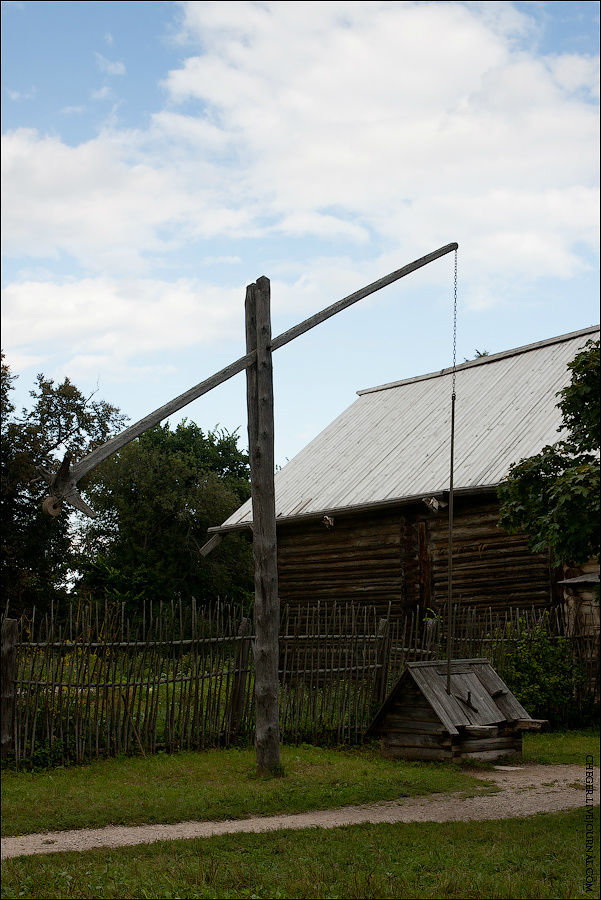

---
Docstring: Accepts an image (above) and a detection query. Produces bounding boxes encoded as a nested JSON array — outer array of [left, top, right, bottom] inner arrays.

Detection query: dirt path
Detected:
[[2, 764, 598, 860]]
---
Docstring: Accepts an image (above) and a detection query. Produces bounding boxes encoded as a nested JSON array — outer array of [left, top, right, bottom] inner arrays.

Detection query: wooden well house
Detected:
[[212, 326, 600, 621], [365, 659, 546, 761]]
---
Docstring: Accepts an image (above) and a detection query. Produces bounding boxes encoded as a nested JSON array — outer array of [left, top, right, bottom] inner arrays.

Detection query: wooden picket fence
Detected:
[[1, 598, 598, 768]]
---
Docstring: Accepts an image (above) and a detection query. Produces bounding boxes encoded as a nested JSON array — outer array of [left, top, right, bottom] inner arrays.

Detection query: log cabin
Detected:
[[211, 325, 600, 620]]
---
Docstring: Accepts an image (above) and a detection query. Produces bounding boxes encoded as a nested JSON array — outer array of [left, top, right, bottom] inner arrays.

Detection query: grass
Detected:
[[523, 728, 599, 766], [2, 731, 598, 899], [2, 730, 598, 840], [1, 807, 598, 899], [1, 743, 492, 838]]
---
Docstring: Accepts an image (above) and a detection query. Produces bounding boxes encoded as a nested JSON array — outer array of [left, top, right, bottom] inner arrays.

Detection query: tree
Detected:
[[1, 354, 126, 616], [75, 421, 254, 612], [498, 339, 600, 567]]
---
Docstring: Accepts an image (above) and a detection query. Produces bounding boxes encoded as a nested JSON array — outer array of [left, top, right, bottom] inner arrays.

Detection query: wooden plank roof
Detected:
[[366, 659, 532, 736], [217, 326, 599, 530]]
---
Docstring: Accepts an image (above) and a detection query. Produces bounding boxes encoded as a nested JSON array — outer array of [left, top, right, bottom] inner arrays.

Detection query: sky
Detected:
[[2, 0, 599, 468]]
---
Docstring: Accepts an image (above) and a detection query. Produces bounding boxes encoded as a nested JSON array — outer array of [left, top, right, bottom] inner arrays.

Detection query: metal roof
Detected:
[[557, 573, 600, 585], [219, 325, 599, 530]]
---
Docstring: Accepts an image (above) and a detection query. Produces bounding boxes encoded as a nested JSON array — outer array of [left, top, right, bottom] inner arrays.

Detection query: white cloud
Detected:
[[1, 276, 246, 377], [1, 128, 240, 272], [201, 255, 242, 265], [1, 0, 598, 334], [5, 86, 36, 101], [95, 52, 126, 76], [91, 85, 111, 101], [548, 53, 600, 99], [161, 0, 598, 282], [61, 105, 86, 116]]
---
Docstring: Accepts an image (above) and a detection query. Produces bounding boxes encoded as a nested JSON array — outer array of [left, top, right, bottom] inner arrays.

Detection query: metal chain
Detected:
[[446, 246, 458, 693]]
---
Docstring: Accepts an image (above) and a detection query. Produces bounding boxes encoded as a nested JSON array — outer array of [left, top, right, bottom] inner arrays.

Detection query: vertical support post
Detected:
[[1, 618, 18, 759], [246, 276, 281, 773], [228, 616, 252, 740], [373, 617, 390, 706]]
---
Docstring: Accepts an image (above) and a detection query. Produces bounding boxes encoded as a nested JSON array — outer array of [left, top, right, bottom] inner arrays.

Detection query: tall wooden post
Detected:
[[1, 618, 18, 759], [246, 276, 281, 773]]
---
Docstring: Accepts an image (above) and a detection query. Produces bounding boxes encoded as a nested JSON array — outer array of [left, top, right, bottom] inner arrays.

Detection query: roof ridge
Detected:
[[357, 324, 600, 396]]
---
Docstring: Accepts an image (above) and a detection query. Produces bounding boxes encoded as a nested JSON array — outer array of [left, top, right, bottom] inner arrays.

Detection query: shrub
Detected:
[[500, 613, 589, 728]]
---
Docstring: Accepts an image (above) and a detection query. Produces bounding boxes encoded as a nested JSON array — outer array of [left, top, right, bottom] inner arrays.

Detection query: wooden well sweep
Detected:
[[365, 659, 546, 762]]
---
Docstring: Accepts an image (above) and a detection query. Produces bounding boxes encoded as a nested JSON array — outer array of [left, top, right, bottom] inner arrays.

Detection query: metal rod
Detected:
[[446, 247, 458, 694], [446, 390, 456, 694]]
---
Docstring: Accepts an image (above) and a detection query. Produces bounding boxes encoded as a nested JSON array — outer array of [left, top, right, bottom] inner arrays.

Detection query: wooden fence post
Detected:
[[1, 618, 18, 759], [373, 617, 390, 706], [246, 276, 281, 774], [228, 617, 252, 740]]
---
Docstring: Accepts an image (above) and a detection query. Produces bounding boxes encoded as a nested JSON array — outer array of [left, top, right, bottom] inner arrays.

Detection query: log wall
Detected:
[[427, 497, 553, 612], [277, 512, 408, 619], [277, 494, 554, 617]]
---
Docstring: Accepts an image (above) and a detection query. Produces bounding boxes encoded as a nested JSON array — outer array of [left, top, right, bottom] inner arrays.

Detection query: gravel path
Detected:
[[2, 764, 598, 860]]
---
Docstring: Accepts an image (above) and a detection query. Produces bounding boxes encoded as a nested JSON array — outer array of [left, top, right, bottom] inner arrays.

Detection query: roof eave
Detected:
[[209, 483, 499, 535]]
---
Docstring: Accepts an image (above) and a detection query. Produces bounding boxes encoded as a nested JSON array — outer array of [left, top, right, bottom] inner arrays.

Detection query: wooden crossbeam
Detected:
[[40, 243, 458, 516]]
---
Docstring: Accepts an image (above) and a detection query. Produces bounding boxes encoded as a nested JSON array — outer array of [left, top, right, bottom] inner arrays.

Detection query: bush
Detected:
[[500, 613, 590, 728]]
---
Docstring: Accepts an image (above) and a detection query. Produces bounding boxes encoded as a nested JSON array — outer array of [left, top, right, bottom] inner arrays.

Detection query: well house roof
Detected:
[[365, 659, 532, 736]]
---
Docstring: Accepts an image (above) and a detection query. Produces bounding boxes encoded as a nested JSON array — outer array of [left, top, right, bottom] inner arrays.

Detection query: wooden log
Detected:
[[382, 745, 453, 761], [271, 243, 457, 353], [246, 277, 281, 774], [509, 718, 547, 731], [460, 725, 499, 738], [456, 748, 519, 761], [55, 244, 456, 500], [458, 736, 520, 752], [383, 733, 452, 749], [382, 718, 447, 735], [199, 533, 222, 557], [1, 619, 18, 759], [228, 617, 252, 738]]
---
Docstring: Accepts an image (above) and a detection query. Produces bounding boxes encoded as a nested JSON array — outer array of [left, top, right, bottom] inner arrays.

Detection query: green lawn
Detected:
[[1, 743, 492, 838], [1, 807, 598, 899], [523, 728, 600, 765], [2, 730, 598, 840], [2, 731, 598, 899]]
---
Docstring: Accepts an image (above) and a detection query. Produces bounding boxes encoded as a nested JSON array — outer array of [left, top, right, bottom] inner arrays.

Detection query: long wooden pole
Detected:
[[246, 277, 281, 773], [45, 243, 458, 504], [1, 619, 18, 759]]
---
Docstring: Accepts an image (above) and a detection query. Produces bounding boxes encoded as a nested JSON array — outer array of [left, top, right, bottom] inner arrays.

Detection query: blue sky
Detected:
[[2, 0, 599, 467]]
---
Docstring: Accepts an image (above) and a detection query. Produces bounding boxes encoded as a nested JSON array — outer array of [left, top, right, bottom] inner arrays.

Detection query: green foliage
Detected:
[[1, 356, 253, 617], [1, 354, 126, 616], [501, 614, 587, 727], [76, 421, 253, 611], [557, 337, 600, 453], [498, 338, 600, 566]]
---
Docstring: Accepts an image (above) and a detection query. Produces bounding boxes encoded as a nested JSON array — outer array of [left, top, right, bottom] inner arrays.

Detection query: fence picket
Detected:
[[4, 598, 598, 767]]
